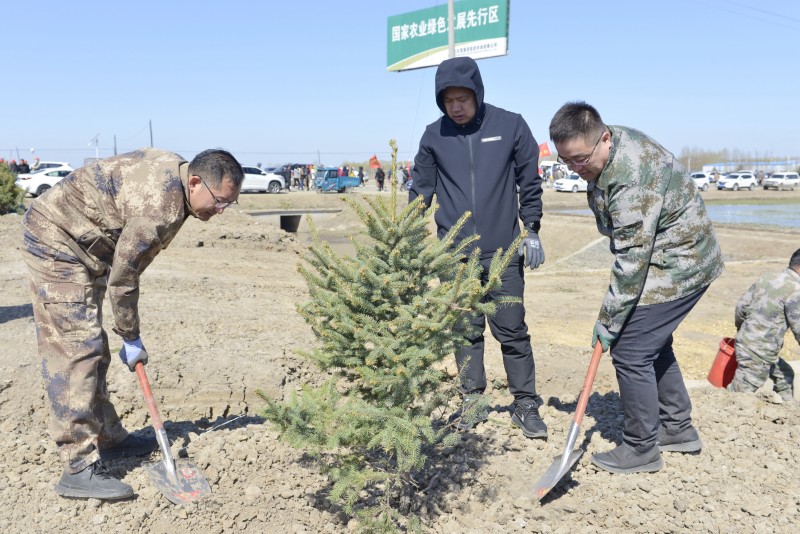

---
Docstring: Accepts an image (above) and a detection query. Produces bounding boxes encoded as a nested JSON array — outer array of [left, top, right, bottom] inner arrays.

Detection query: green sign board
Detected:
[[387, 0, 509, 72]]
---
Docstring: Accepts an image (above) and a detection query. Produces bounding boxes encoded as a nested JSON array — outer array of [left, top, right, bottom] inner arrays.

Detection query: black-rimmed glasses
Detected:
[[557, 131, 604, 168], [197, 175, 237, 210]]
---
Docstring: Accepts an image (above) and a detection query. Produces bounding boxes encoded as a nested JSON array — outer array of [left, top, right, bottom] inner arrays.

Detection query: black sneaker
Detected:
[[511, 401, 548, 439], [657, 425, 703, 453], [591, 443, 664, 474], [100, 433, 158, 461], [449, 394, 489, 431], [54, 460, 134, 500]]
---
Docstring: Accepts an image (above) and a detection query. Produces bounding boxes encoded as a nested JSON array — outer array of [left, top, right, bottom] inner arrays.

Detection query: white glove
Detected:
[[119, 337, 148, 372]]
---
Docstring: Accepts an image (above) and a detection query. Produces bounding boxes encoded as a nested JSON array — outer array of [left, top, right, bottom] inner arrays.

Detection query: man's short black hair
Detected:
[[549, 101, 605, 144], [189, 149, 244, 187], [790, 248, 800, 270]]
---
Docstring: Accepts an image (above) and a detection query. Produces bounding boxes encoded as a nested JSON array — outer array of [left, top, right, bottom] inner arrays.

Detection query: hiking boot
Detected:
[[511, 401, 548, 439], [54, 460, 134, 500], [591, 443, 664, 474], [100, 433, 158, 461], [657, 425, 703, 453], [449, 393, 489, 431]]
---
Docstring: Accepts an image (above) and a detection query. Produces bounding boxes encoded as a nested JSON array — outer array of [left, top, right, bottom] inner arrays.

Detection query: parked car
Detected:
[[313, 167, 362, 193], [553, 172, 588, 193], [762, 172, 800, 191], [717, 172, 757, 191], [15, 165, 74, 196], [690, 172, 710, 191], [240, 166, 285, 193]]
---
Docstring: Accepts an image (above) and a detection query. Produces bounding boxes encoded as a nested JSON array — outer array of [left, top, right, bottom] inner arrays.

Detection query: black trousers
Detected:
[[610, 287, 707, 451], [454, 256, 538, 404]]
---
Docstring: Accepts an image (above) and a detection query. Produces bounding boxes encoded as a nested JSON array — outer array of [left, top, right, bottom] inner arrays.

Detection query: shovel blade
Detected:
[[145, 458, 211, 505], [532, 449, 584, 501]]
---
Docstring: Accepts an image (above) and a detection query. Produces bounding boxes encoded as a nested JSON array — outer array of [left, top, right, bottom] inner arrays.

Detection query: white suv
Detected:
[[763, 172, 799, 191], [240, 166, 285, 193], [717, 172, 757, 191], [690, 172, 710, 191]]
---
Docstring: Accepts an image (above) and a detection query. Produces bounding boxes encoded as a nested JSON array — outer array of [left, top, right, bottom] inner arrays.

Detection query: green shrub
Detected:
[[0, 166, 25, 215]]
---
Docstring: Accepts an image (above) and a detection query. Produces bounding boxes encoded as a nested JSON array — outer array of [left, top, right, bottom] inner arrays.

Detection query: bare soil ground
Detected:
[[1, 185, 798, 533]]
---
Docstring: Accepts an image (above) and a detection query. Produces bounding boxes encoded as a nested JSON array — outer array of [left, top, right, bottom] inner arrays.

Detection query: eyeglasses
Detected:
[[197, 175, 237, 210], [557, 131, 604, 168]]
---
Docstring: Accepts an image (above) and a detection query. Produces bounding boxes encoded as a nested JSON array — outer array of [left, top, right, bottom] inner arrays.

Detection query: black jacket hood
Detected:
[[435, 57, 485, 126]]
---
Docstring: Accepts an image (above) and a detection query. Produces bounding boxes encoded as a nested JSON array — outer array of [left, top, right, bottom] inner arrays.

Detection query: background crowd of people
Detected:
[[0, 157, 40, 175]]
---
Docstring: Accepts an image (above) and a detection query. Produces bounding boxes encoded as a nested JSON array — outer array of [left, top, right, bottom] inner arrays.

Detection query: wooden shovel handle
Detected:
[[573, 341, 604, 427], [135, 362, 165, 433]]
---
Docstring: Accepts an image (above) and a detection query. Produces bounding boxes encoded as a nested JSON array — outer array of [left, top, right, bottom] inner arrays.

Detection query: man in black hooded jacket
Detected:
[[409, 56, 547, 439]]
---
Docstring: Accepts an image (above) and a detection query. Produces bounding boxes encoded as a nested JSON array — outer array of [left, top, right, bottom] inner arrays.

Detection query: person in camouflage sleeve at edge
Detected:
[[728, 248, 800, 402], [549, 102, 724, 475], [21, 147, 244, 500]]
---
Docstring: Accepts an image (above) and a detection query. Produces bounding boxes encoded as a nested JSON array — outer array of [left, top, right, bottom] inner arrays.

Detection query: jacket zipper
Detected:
[[468, 125, 478, 238]]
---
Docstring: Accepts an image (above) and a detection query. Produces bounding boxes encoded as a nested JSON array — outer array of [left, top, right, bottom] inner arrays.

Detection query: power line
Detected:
[[685, 0, 800, 31], [722, 0, 800, 24]]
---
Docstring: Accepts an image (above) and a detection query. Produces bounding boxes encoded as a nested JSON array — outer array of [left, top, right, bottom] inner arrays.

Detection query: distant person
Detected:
[[18, 159, 30, 174], [21, 148, 243, 500], [357, 166, 364, 185], [375, 166, 386, 192], [300, 164, 309, 190], [9, 160, 18, 175], [31, 157, 41, 171], [550, 101, 724, 474], [282, 165, 292, 190], [409, 56, 548, 439], [728, 248, 800, 402], [293, 166, 300, 190]]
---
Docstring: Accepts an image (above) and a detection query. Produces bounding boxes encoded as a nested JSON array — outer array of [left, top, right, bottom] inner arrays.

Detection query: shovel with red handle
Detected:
[[135, 362, 211, 505], [532, 340, 603, 500]]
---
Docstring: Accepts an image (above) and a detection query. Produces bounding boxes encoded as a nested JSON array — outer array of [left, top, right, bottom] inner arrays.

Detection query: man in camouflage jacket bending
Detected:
[[550, 101, 724, 474], [21, 148, 244, 500], [728, 248, 800, 402]]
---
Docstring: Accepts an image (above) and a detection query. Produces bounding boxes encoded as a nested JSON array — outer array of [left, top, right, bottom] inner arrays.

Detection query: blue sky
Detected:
[[2, 0, 798, 169]]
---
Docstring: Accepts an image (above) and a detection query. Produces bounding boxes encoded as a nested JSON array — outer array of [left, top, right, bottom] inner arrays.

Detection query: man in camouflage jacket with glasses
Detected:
[[550, 101, 724, 475], [21, 147, 243, 500]]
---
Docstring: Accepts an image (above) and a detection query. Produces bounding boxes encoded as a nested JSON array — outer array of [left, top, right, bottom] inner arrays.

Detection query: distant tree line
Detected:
[[676, 147, 799, 173]]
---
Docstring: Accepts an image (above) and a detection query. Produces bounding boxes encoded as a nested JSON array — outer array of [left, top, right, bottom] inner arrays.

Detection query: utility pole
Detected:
[[448, 0, 455, 58], [113, 134, 117, 155], [149, 120, 153, 147]]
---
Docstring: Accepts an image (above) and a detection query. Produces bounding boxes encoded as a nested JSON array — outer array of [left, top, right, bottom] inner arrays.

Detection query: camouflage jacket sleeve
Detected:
[[108, 214, 184, 340], [107, 163, 189, 340]]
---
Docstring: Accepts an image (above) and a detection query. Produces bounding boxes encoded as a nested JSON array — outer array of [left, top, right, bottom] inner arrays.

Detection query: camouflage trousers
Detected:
[[728, 345, 795, 400], [22, 213, 127, 474]]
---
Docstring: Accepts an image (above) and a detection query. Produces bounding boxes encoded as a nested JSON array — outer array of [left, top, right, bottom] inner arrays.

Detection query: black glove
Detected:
[[518, 230, 545, 269]]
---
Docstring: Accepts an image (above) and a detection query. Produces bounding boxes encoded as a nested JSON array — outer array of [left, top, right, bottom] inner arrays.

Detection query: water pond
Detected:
[[556, 203, 799, 229]]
